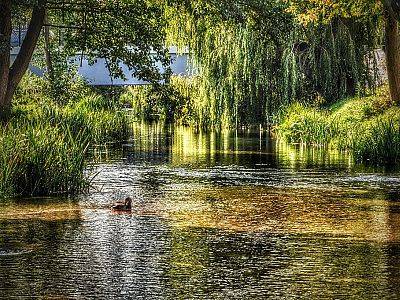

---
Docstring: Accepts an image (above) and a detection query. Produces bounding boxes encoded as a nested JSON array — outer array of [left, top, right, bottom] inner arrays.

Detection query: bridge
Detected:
[[71, 47, 191, 86], [11, 29, 192, 86]]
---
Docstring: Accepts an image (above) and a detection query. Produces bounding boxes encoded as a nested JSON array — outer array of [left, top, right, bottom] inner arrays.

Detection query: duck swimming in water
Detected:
[[112, 197, 133, 211]]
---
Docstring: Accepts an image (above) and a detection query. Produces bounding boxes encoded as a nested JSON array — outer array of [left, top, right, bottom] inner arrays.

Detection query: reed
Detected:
[[276, 103, 333, 145], [277, 86, 400, 165], [0, 120, 89, 197], [353, 117, 400, 164], [0, 74, 130, 198]]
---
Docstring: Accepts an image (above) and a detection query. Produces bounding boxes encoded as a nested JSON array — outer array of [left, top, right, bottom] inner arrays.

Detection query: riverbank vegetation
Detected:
[[1, 0, 400, 198], [124, 1, 380, 129], [277, 86, 400, 164], [0, 1, 168, 119], [118, 1, 399, 166], [0, 74, 129, 198]]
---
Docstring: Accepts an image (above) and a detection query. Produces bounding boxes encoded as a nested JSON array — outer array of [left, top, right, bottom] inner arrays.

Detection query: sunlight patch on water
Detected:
[[159, 186, 400, 243], [0, 201, 82, 221]]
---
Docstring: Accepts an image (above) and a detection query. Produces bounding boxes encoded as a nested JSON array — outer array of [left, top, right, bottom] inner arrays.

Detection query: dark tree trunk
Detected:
[[0, 0, 12, 119], [4, 6, 45, 111], [0, 5, 45, 120], [384, 2, 400, 105]]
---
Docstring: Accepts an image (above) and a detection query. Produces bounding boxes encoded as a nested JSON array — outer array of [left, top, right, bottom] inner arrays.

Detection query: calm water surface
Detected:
[[1, 123, 400, 299]]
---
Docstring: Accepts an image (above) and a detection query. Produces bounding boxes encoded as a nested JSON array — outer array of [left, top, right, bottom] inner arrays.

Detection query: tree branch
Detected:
[[44, 23, 84, 30]]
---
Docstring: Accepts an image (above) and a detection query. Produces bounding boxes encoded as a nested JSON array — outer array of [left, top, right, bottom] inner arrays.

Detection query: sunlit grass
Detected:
[[0, 74, 130, 198], [277, 86, 400, 165]]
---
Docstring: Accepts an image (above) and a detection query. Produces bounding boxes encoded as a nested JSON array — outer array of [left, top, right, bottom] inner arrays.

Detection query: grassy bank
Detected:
[[277, 86, 400, 164], [0, 74, 129, 198]]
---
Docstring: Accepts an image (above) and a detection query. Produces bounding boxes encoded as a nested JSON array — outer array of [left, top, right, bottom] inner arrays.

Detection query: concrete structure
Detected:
[[11, 28, 192, 85], [11, 27, 26, 47], [72, 47, 192, 86], [10, 47, 44, 77]]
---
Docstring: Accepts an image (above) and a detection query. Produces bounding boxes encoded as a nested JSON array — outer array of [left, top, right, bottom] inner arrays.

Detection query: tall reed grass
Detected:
[[353, 118, 400, 164], [277, 87, 400, 165], [0, 74, 130, 198], [0, 121, 89, 197]]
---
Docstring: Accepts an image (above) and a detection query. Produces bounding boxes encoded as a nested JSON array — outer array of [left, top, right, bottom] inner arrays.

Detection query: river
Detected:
[[1, 123, 400, 299]]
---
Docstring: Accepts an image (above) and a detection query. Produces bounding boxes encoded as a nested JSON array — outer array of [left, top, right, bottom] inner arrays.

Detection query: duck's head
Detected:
[[124, 197, 133, 207]]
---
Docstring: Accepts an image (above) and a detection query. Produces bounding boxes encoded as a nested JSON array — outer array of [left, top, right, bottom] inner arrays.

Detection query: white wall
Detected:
[[73, 53, 192, 86]]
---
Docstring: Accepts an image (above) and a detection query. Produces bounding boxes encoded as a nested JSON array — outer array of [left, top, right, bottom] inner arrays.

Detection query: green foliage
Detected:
[[47, 54, 89, 105], [156, 1, 380, 128], [354, 118, 400, 164], [165, 1, 293, 128], [285, 0, 382, 25], [282, 19, 379, 104], [0, 73, 130, 198], [0, 120, 89, 197], [14, 73, 129, 144], [9, 0, 170, 93], [277, 86, 400, 164], [276, 103, 333, 145], [121, 76, 206, 127]]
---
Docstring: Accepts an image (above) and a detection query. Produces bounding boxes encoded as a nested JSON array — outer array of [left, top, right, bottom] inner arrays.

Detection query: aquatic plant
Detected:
[[276, 103, 333, 145], [14, 74, 130, 144], [0, 120, 89, 197], [354, 117, 400, 164]]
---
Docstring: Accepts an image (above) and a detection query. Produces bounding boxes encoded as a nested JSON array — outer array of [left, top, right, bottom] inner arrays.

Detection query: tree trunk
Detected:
[[3, 6, 46, 115], [0, 0, 12, 119], [44, 13, 54, 80], [384, 5, 400, 105]]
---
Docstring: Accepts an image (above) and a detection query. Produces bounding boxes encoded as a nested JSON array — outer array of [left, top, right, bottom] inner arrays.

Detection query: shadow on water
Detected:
[[1, 122, 400, 299]]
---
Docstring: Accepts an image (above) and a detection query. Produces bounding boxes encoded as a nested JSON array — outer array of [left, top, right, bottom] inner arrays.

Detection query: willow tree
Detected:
[[166, 0, 294, 127], [163, 0, 378, 128], [285, 0, 400, 104], [0, 0, 168, 119]]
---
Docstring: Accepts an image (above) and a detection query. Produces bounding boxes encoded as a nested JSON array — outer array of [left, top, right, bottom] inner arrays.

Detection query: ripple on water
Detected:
[[1, 125, 400, 299], [0, 249, 34, 257]]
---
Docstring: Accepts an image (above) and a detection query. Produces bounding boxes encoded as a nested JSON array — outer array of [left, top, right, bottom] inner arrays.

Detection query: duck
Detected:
[[112, 197, 133, 211]]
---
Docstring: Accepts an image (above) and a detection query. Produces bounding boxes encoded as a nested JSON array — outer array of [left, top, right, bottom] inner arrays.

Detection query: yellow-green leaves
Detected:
[[285, 0, 382, 25]]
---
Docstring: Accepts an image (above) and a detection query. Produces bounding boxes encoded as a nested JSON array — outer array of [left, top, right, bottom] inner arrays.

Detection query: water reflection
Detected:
[[161, 185, 400, 243], [1, 122, 400, 298], [164, 228, 399, 299]]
